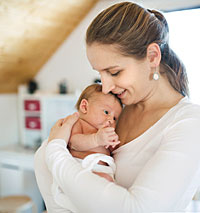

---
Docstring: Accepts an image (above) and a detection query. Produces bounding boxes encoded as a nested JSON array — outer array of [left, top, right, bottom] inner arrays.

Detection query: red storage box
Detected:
[[25, 117, 41, 129], [24, 100, 40, 111]]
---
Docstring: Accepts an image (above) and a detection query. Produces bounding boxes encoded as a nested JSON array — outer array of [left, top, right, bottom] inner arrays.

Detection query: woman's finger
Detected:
[[50, 119, 64, 131], [62, 112, 79, 127], [56, 118, 64, 127], [48, 112, 79, 143]]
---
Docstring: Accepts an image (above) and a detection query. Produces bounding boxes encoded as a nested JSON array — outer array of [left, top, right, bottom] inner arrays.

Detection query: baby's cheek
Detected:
[[111, 122, 116, 128]]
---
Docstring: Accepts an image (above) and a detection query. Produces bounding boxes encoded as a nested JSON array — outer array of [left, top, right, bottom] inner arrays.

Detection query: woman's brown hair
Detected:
[[86, 2, 189, 96]]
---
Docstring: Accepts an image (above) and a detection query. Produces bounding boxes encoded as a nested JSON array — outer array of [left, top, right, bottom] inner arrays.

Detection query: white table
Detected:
[[0, 144, 35, 170], [0, 144, 44, 212]]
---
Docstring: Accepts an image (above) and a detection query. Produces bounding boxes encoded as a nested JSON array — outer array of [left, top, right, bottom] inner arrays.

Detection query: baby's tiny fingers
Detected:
[[104, 127, 115, 132], [109, 134, 119, 142], [112, 141, 120, 148]]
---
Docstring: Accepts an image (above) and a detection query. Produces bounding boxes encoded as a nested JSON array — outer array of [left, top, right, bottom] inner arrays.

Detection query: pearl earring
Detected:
[[153, 72, 159, 80]]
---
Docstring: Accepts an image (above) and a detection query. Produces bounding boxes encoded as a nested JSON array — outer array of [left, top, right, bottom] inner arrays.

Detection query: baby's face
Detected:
[[86, 93, 122, 129]]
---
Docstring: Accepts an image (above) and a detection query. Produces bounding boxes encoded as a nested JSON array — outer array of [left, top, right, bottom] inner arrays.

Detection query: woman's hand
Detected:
[[48, 112, 79, 144]]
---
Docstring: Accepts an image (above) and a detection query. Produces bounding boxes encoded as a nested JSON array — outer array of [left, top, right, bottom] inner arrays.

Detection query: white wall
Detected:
[[1, 0, 199, 146], [35, 0, 126, 94], [0, 0, 123, 146], [0, 94, 19, 147]]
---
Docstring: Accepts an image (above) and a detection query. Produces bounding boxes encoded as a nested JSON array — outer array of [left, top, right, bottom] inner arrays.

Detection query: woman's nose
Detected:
[[101, 74, 115, 94]]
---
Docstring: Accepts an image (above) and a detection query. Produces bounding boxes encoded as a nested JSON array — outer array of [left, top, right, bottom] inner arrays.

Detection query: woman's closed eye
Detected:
[[110, 70, 121, 76]]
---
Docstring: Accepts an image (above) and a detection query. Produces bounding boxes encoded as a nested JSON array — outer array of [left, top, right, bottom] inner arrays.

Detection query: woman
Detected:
[[34, 2, 200, 212]]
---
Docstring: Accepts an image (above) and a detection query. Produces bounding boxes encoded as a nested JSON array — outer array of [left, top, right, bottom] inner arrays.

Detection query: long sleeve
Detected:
[[45, 114, 200, 213], [34, 140, 73, 213], [45, 139, 130, 213]]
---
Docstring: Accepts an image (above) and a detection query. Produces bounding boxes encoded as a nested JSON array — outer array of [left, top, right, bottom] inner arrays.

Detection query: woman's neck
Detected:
[[135, 76, 184, 113]]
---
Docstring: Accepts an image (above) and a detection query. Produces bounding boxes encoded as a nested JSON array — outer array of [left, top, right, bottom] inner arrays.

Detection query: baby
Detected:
[[69, 83, 123, 181], [49, 84, 123, 212]]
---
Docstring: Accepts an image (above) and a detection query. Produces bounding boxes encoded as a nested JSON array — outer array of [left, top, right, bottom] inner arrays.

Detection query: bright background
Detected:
[[165, 8, 200, 104]]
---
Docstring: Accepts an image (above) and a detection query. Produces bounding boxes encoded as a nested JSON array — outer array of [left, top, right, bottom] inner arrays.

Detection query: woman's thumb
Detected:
[[63, 112, 79, 127]]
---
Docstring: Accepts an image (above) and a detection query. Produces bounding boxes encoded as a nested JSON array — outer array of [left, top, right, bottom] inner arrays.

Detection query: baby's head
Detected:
[[76, 84, 123, 129]]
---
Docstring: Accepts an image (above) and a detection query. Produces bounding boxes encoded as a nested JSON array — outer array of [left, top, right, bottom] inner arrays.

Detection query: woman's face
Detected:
[[86, 43, 155, 105]]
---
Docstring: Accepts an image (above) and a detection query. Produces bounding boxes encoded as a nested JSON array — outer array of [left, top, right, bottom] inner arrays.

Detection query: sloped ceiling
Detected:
[[0, 0, 98, 93], [1, 0, 199, 93]]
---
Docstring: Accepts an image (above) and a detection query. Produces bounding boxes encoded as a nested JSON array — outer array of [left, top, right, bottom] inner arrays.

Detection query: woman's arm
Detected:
[[34, 114, 80, 212], [45, 114, 200, 212], [34, 140, 73, 213]]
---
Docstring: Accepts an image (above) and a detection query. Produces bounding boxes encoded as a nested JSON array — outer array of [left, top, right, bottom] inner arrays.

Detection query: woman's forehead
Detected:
[[87, 43, 124, 69], [86, 43, 140, 71]]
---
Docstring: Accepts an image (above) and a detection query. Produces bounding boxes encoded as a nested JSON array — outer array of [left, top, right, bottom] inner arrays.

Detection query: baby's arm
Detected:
[[69, 121, 116, 182], [69, 120, 96, 151], [70, 126, 120, 151]]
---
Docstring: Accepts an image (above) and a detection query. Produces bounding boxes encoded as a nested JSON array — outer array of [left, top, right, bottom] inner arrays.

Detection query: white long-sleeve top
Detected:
[[34, 97, 200, 213]]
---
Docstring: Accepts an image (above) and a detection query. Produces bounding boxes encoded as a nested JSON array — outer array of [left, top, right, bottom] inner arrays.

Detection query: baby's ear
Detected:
[[79, 99, 89, 114]]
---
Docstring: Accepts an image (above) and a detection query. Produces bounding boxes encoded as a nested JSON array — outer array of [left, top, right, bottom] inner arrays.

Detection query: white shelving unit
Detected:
[[18, 93, 78, 149]]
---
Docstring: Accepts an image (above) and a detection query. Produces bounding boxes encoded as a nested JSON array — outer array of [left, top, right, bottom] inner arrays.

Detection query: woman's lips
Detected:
[[117, 90, 126, 99]]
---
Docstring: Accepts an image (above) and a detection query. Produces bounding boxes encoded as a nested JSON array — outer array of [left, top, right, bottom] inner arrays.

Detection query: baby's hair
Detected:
[[75, 83, 123, 110]]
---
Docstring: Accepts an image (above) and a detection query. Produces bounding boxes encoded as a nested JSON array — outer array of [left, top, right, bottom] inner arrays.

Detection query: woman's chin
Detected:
[[121, 97, 134, 106]]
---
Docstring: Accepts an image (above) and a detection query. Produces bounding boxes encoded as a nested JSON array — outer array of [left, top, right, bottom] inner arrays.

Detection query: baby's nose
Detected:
[[107, 118, 115, 127]]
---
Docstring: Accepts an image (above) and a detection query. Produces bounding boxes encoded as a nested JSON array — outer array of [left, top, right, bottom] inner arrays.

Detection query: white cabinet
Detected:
[[18, 94, 77, 149]]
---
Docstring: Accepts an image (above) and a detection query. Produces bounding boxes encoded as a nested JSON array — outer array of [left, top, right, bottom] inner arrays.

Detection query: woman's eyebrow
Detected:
[[102, 66, 119, 71], [92, 65, 119, 71]]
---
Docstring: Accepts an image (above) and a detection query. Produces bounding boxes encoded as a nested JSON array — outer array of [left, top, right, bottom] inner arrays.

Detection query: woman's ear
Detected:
[[79, 99, 89, 114], [146, 43, 161, 68]]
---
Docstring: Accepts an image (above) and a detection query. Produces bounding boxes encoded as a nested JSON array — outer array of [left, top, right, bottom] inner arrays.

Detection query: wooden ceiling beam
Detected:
[[0, 0, 99, 93]]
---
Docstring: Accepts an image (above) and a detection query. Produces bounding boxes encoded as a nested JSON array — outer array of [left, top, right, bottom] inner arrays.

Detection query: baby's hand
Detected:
[[95, 127, 120, 148]]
